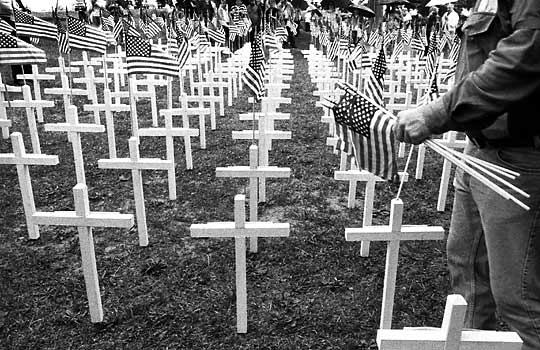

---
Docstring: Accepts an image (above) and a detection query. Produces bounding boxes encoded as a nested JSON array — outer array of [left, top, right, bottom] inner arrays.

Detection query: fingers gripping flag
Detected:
[[332, 84, 397, 181]]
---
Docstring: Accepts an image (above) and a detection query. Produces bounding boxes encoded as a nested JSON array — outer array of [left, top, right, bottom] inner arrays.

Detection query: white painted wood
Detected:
[[216, 145, 290, 252], [98, 137, 173, 246], [83, 89, 130, 158], [44, 56, 80, 75], [0, 132, 58, 239], [376, 294, 522, 350], [437, 132, 467, 212], [190, 194, 290, 333], [345, 199, 445, 329], [8, 86, 55, 154], [16, 65, 55, 122], [45, 106, 105, 184], [139, 114, 199, 198], [32, 184, 134, 323]]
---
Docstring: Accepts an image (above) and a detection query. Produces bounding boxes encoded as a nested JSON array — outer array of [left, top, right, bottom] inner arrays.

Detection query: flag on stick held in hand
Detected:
[[125, 34, 179, 77], [242, 33, 266, 100], [13, 9, 57, 40], [0, 32, 46, 65], [332, 83, 397, 181]]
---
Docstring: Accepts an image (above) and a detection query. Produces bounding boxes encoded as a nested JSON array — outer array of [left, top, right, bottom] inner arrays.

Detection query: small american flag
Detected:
[[424, 31, 440, 78], [263, 34, 280, 51], [176, 35, 190, 69], [400, 28, 411, 46], [332, 83, 397, 180], [67, 16, 107, 54], [123, 19, 141, 37], [101, 9, 115, 31], [0, 18, 14, 34], [421, 69, 440, 106], [113, 19, 123, 41], [443, 36, 461, 82], [410, 30, 425, 54], [56, 22, 70, 54], [389, 31, 404, 63], [275, 26, 288, 41], [0, 32, 46, 65], [199, 34, 211, 52], [367, 31, 382, 49], [142, 17, 162, 39], [207, 26, 225, 45], [347, 43, 367, 71], [14, 9, 57, 40], [126, 34, 178, 77], [327, 37, 340, 61], [242, 33, 266, 100], [365, 46, 387, 107]]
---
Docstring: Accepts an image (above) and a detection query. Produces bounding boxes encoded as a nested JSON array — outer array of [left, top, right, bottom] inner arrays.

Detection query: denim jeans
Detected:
[[447, 142, 540, 350]]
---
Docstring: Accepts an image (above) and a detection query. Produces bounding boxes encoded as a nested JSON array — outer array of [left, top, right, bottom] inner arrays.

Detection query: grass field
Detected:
[[0, 31, 454, 349]]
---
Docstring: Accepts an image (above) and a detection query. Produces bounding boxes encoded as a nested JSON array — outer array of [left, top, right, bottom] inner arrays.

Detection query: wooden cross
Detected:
[[16, 65, 55, 122], [436, 131, 467, 212], [208, 70, 234, 107], [345, 199, 445, 329], [98, 137, 173, 247], [83, 89, 130, 158], [377, 294, 522, 350], [44, 105, 105, 184], [131, 76, 167, 127], [32, 183, 134, 323], [182, 92, 220, 131], [44, 73, 88, 118], [0, 132, 59, 239], [232, 113, 292, 202], [335, 163, 408, 257], [138, 113, 199, 199], [216, 145, 290, 252], [204, 70, 229, 115], [73, 65, 111, 124], [190, 194, 290, 333], [44, 56, 80, 76], [7, 85, 55, 154], [160, 94, 211, 149], [0, 79, 22, 139]]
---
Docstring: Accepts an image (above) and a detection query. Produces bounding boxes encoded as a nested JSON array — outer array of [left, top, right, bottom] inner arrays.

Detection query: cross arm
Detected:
[[190, 222, 290, 238], [0, 154, 59, 166], [345, 225, 445, 242], [216, 166, 291, 178], [44, 88, 88, 96], [98, 158, 173, 170], [160, 107, 210, 116], [83, 104, 131, 113], [138, 127, 199, 137], [16, 73, 55, 80], [238, 112, 290, 121], [32, 211, 134, 228], [376, 329, 522, 350], [232, 130, 292, 140], [9, 100, 55, 108], [0, 120, 11, 128], [45, 123, 105, 133]]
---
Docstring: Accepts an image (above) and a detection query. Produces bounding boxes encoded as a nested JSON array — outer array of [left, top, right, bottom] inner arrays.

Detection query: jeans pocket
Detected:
[[496, 148, 540, 174]]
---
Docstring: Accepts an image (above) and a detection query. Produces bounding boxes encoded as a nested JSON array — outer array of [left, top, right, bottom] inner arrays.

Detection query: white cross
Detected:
[[208, 70, 234, 107], [131, 75, 167, 127], [204, 70, 229, 115], [83, 89, 130, 158], [335, 163, 409, 257], [0, 78, 22, 139], [190, 194, 290, 333], [216, 144, 290, 252], [32, 183, 134, 323], [44, 73, 88, 119], [345, 199, 445, 329], [138, 113, 199, 199], [44, 56, 80, 75], [160, 94, 211, 149], [16, 65, 55, 122], [7, 85, 55, 154], [436, 131, 467, 211], [44, 105, 105, 184], [73, 65, 111, 124], [98, 137, 174, 247], [0, 132, 58, 239], [377, 294, 523, 350], [182, 91, 221, 130]]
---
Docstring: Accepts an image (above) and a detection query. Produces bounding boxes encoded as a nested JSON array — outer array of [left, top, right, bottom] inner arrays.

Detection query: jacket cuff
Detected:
[[420, 96, 454, 135]]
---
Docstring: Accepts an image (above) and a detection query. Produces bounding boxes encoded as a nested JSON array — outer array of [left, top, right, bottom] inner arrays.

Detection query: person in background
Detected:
[[247, 0, 261, 40], [281, 0, 295, 48], [265, 0, 280, 31], [217, 0, 229, 41], [425, 6, 439, 53], [304, 7, 311, 32], [445, 3, 459, 34], [396, 0, 540, 348], [229, 0, 247, 50], [293, 7, 301, 36]]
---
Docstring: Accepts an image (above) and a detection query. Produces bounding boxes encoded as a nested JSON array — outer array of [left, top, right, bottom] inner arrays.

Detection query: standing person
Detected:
[[445, 3, 459, 34], [281, 0, 295, 48], [265, 0, 280, 30], [395, 0, 540, 349], [217, 0, 229, 42], [246, 0, 261, 40], [425, 6, 439, 53], [230, 0, 247, 50]]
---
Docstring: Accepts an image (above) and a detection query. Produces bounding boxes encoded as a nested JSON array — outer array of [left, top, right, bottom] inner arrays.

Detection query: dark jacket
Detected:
[[427, 0, 540, 141]]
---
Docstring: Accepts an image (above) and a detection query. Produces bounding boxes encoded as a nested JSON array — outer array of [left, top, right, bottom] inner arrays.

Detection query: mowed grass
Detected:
[[0, 32, 452, 349]]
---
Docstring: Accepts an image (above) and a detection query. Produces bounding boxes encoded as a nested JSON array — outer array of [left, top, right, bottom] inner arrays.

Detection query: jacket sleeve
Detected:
[[423, 0, 540, 134]]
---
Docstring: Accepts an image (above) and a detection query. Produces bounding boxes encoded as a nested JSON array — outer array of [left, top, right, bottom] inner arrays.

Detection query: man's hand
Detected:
[[395, 108, 433, 145]]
